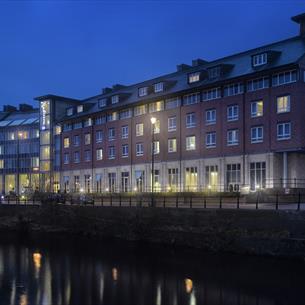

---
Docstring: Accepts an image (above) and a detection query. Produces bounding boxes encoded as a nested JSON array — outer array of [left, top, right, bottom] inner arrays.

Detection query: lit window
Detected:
[[77, 105, 83, 113], [107, 112, 118, 122], [168, 116, 177, 132], [251, 101, 264, 117], [206, 109, 216, 125], [252, 53, 267, 67], [154, 82, 164, 93], [0, 160, 3, 169], [64, 137, 70, 148], [227, 105, 239, 121], [153, 119, 160, 134], [138, 87, 148, 97], [168, 138, 177, 153], [152, 141, 160, 154], [186, 113, 196, 128], [136, 123, 144, 136], [136, 143, 144, 156], [277, 95, 290, 113], [206, 132, 216, 148], [134, 105, 146, 116], [96, 148, 103, 160], [122, 126, 129, 139], [149, 101, 164, 113], [186, 136, 196, 151], [277, 122, 291, 140], [122, 144, 129, 157], [112, 95, 119, 104], [84, 118, 92, 127], [227, 129, 239, 146], [84, 133, 91, 145], [251, 126, 263, 143], [188, 72, 200, 83]]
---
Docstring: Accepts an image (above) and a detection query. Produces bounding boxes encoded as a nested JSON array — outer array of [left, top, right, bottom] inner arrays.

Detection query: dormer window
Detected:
[[111, 95, 119, 104], [77, 105, 83, 113], [188, 72, 200, 83], [66, 107, 73, 116], [138, 86, 148, 97], [208, 66, 221, 79], [154, 82, 164, 93], [252, 53, 267, 67], [98, 98, 107, 108]]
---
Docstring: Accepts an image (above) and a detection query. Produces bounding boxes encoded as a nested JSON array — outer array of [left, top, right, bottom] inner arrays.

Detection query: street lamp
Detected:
[[150, 117, 156, 207]]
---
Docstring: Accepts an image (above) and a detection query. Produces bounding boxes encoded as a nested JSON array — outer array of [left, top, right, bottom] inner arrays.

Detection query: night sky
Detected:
[[0, 1, 304, 107]]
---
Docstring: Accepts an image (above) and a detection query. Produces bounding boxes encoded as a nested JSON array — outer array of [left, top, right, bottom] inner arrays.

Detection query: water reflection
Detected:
[[0, 236, 304, 305]]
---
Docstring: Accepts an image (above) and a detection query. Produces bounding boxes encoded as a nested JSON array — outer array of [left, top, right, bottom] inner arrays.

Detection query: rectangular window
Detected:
[[168, 116, 177, 132], [203, 88, 221, 101], [74, 176, 80, 192], [205, 165, 218, 190], [186, 113, 196, 128], [272, 70, 297, 86], [206, 132, 216, 148], [136, 143, 144, 156], [66, 107, 73, 116], [122, 144, 129, 157], [136, 123, 144, 136], [77, 105, 83, 113], [251, 100, 263, 117], [168, 138, 177, 153], [121, 125, 129, 139], [108, 146, 116, 159], [206, 109, 216, 125], [120, 109, 132, 120], [250, 162, 266, 190], [111, 95, 119, 104], [227, 105, 239, 121], [121, 172, 129, 192], [74, 151, 80, 163], [74, 122, 82, 129], [247, 77, 269, 91], [64, 137, 70, 148], [227, 129, 239, 146], [188, 72, 200, 83], [153, 119, 160, 134], [149, 101, 164, 113], [96, 148, 103, 160], [63, 123, 72, 131], [64, 153, 69, 164], [223, 83, 244, 97], [168, 168, 179, 191], [84, 150, 91, 162], [208, 66, 221, 79], [165, 97, 181, 109], [277, 122, 291, 140], [108, 173, 116, 192], [252, 53, 267, 67], [107, 112, 118, 122], [185, 167, 198, 191], [152, 141, 160, 154], [96, 130, 103, 143], [108, 128, 115, 141], [183, 93, 200, 105], [277, 95, 290, 113], [226, 164, 241, 191], [95, 116, 106, 125], [73, 135, 80, 146], [134, 105, 146, 116], [84, 133, 91, 145], [186, 136, 196, 151], [98, 98, 107, 108], [251, 126, 263, 143], [154, 82, 164, 93], [135, 170, 145, 192], [138, 86, 149, 97]]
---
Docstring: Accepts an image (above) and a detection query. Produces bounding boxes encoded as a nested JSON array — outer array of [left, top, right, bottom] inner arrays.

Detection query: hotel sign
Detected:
[[40, 100, 49, 131]]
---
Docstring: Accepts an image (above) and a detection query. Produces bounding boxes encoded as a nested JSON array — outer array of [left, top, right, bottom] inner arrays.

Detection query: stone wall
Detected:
[[0, 204, 305, 258]]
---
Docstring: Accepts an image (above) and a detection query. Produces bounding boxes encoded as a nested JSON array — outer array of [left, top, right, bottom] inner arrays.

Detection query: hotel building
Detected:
[[34, 13, 305, 193]]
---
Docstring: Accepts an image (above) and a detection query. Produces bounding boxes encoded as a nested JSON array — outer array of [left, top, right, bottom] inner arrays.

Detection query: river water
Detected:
[[0, 235, 304, 305]]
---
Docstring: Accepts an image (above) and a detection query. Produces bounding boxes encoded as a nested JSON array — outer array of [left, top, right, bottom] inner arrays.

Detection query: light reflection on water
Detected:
[[0, 237, 304, 305]]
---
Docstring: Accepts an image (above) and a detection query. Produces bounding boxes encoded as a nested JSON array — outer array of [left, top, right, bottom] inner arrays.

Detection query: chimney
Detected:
[[19, 104, 33, 111], [102, 87, 112, 94], [192, 58, 209, 67], [3, 105, 17, 112], [176, 63, 192, 72], [292, 13, 305, 36]]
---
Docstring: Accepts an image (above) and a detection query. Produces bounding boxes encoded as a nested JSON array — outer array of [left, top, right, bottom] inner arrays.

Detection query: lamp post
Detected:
[[150, 117, 156, 207]]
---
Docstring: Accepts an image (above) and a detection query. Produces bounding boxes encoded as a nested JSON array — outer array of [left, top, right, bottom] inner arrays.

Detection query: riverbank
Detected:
[[0, 204, 305, 259]]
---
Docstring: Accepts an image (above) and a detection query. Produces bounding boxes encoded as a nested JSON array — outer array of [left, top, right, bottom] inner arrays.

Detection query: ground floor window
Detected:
[[226, 163, 241, 191], [5, 175, 15, 194], [96, 174, 102, 193], [84, 175, 91, 193], [135, 170, 145, 192], [206, 165, 218, 191], [250, 162, 266, 190], [168, 168, 178, 191], [153, 169, 161, 192], [185, 167, 197, 191], [121, 172, 129, 192], [63, 176, 70, 193], [74, 176, 80, 192], [108, 173, 116, 192]]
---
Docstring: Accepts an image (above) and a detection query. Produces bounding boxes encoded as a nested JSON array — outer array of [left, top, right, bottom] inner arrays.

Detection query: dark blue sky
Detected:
[[0, 1, 304, 107]]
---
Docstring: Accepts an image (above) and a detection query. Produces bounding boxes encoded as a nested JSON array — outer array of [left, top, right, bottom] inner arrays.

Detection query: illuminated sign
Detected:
[[40, 100, 49, 131]]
